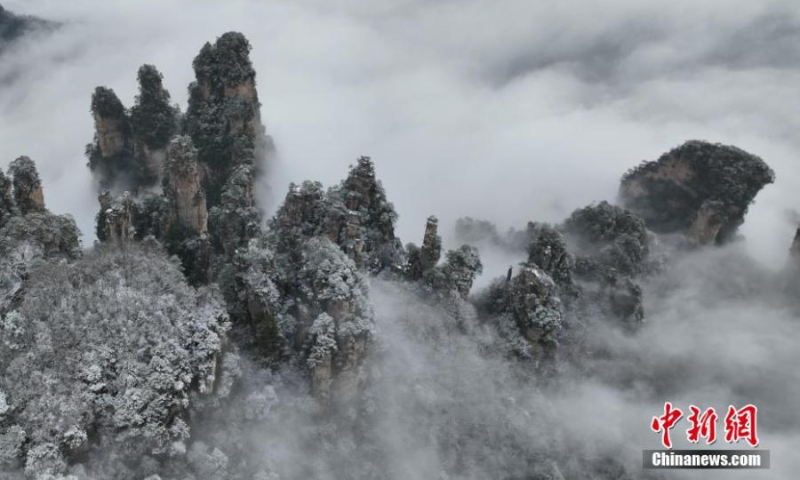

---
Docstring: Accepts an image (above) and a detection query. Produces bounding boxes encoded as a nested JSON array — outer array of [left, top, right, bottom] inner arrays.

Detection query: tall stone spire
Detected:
[[8, 156, 44, 214], [165, 136, 207, 234]]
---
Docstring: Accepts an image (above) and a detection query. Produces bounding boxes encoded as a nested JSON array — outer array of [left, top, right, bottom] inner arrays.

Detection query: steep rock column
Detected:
[[8, 156, 44, 214], [327, 156, 403, 272], [408, 216, 441, 280], [165, 136, 208, 234], [185, 31, 266, 206], [87, 87, 134, 190], [419, 216, 442, 271], [130, 64, 178, 188], [96, 191, 137, 243]]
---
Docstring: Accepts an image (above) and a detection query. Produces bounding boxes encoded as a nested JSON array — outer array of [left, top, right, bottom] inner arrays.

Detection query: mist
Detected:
[[1, 0, 799, 478], [2, 0, 799, 265]]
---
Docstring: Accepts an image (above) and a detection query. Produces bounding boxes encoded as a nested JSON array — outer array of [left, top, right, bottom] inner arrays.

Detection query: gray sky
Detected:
[[1, 0, 798, 267], [2, 2, 799, 478]]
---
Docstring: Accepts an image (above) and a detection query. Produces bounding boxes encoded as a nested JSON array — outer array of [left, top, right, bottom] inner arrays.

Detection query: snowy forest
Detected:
[[1, 2, 800, 479]]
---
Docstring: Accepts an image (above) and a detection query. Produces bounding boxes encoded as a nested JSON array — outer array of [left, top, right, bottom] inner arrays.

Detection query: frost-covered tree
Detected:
[[8, 156, 44, 215], [556, 201, 651, 325], [476, 265, 562, 362], [561, 201, 651, 277], [0, 158, 80, 318], [527, 224, 575, 294], [0, 157, 79, 263], [267, 181, 328, 258], [131, 65, 178, 151], [0, 242, 229, 478], [423, 245, 483, 299], [0, 212, 80, 262], [222, 229, 373, 405], [208, 164, 262, 256], [326, 157, 404, 273], [185, 31, 265, 205], [130, 64, 179, 187], [0, 170, 14, 226], [220, 236, 282, 359]]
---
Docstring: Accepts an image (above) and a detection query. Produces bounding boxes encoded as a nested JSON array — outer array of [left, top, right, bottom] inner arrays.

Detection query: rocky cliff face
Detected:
[[478, 264, 563, 363], [185, 32, 266, 206], [225, 231, 373, 409], [87, 87, 134, 190], [88, 65, 179, 192], [791, 227, 800, 269], [327, 157, 404, 273], [407, 215, 441, 280], [165, 136, 207, 234], [619, 140, 774, 245], [8, 156, 44, 215], [130, 64, 178, 188], [84, 33, 381, 408], [89, 32, 267, 286], [96, 190, 136, 243]]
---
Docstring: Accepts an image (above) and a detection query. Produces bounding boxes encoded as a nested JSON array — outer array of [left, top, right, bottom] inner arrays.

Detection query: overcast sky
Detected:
[[1, 0, 799, 268], [2, 2, 800, 478]]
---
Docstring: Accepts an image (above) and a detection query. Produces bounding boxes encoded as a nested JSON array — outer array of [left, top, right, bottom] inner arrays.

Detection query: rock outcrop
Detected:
[[226, 232, 373, 408], [90, 32, 267, 284], [560, 201, 650, 325], [130, 64, 178, 188], [478, 264, 562, 362], [185, 31, 267, 205], [326, 157, 404, 273], [427, 245, 483, 299], [620, 140, 774, 245], [265, 157, 404, 275], [96, 191, 136, 243], [527, 224, 575, 293], [8, 156, 44, 214], [165, 136, 207, 234], [407, 216, 441, 280], [562, 201, 651, 277], [86, 87, 134, 190]]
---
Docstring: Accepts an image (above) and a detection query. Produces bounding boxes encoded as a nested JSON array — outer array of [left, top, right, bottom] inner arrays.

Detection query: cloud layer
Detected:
[[1, 1, 799, 478], [1, 0, 798, 265]]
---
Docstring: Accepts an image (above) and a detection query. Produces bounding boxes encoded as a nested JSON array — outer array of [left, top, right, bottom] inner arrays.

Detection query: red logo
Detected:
[[724, 404, 759, 447], [651, 402, 683, 449], [651, 403, 758, 449], [687, 405, 718, 444]]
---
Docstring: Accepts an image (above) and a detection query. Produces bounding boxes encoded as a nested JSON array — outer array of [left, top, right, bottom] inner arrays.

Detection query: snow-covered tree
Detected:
[[0, 242, 229, 477]]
